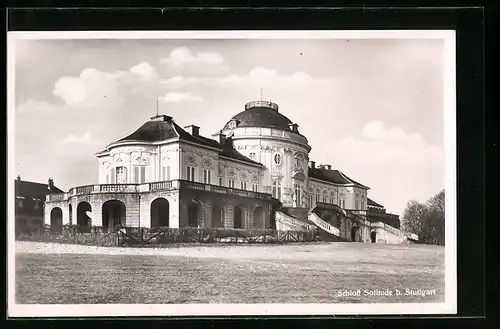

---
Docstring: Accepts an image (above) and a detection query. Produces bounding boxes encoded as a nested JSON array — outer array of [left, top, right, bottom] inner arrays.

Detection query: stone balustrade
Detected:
[[45, 180, 274, 202], [308, 212, 340, 236], [244, 100, 279, 111]]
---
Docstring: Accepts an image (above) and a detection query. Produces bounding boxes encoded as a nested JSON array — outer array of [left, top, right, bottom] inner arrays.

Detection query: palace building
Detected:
[[44, 100, 416, 243]]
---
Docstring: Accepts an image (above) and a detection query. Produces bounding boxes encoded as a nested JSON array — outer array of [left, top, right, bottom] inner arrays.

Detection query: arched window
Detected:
[[316, 189, 320, 202], [272, 180, 281, 199], [322, 190, 328, 203]]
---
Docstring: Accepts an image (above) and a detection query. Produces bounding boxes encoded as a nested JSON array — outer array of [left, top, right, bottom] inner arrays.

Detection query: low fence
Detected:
[[16, 225, 318, 247]]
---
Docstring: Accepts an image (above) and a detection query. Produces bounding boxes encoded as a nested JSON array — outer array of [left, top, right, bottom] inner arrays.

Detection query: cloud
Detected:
[[319, 121, 444, 214], [16, 99, 64, 115], [160, 47, 224, 67], [160, 92, 202, 103], [52, 63, 163, 108], [53, 68, 124, 108], [159, 67, 332, 94], [63, 132, 98, 145], [129, 62, 158, 78]]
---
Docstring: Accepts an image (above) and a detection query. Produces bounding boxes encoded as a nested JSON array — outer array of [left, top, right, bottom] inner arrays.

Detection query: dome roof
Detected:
[[222, 101, 293, 131]]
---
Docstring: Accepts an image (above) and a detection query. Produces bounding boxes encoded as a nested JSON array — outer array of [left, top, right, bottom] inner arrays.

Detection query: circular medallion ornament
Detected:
[[252, 175, 258, 182], [186, 155, 196, 164], [249, 152, 256, 160], [241, 173, 247, 180], [203, 159, 211, 168], [228, 169, 235, 177]]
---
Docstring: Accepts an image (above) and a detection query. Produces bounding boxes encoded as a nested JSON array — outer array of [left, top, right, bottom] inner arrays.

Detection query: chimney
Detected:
[[212, 130, 227, 146], [318, 164, 325, 170], [16, 175, 21, 181], [184, 125, 200, 136], [309, 161, 316, 169], [48, 178, 54, 191], [326, 164, 332, 170]]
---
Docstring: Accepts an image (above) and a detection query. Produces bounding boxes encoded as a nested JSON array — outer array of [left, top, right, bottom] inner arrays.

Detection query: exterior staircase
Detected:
[[281, 207, 348, 242], [282, 207, 310, 222]]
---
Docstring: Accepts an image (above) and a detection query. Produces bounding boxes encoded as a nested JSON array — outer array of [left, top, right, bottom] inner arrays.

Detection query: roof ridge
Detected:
[[170, 120, 182, 139]]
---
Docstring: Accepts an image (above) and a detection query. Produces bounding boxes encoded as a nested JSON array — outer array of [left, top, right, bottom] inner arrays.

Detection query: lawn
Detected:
[[15, 241, 445, 304]]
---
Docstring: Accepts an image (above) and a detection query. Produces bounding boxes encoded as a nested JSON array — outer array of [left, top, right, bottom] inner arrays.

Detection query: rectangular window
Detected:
[[105, 174, 109, 184], [187, 166, 195, 182], [219, 177, 223, 186], [111, 168, 116, 183], [316, 194, 320, 202], [252, 184, 258, 192], [203, 169, 211, 184], [33, 199, 40, 210], [361, 201, 365, 210], [330, 197, 334, 204], [342, 200, 345, 208], [294, 184, 301, 204], [240, 181, 247, 190], [134, 166, 140, 183], [116, 166, 126, 184], [228, 179, 235, 188], [309, 195, 313, 207], [140, 166, 146, 183], [323, 196, 327, 203], [162, 166, 171, 181], [133, 166, 146, 183]]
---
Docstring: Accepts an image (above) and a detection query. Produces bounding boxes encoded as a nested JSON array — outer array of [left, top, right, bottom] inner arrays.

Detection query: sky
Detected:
[[12, 36, 446, 215]]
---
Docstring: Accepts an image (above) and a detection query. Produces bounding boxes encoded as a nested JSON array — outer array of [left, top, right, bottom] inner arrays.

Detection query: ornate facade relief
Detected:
[[185, 154, 197, 165], [202, 158, 213, 169]]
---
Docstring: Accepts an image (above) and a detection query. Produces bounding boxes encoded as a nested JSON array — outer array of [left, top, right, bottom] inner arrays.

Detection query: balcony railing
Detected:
[[46, 180, 274, 202]]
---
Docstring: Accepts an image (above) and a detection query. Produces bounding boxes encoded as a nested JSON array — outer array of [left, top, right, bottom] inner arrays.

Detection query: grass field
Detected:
[[15, 241, 445, 304]]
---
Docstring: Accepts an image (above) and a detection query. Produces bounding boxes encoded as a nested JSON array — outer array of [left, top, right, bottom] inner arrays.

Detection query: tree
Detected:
[[401, 190, 445, 245]]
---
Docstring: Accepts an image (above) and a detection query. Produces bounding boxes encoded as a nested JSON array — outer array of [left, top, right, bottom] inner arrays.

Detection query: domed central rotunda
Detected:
[[44, 100, 415, 244]]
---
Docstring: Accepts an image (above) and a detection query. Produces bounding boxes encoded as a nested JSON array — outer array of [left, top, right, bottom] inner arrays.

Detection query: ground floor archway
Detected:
[[253, 206, 264, 228], [211, 203, 223, 228], [151, 198, 170, 228], [234, 206, 243, 229], [77, 202, 92, 233], [50, 207, 63, 234], [371, 231, 377, 243], [351, 225, 359, 242], [102, 200, 126, 232], [187, 202, 199, 227]]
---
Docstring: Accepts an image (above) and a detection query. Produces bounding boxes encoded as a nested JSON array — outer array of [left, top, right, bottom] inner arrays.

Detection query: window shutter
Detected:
[[123, 167, 128, 183]]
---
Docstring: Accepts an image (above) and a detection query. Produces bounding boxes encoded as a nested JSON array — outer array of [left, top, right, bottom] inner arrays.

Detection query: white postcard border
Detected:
[[7, 30, 457, 317]]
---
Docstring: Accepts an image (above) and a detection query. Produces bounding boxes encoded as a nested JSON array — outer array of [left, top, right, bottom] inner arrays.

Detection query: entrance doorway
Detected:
[[370, 231, 377, 243]]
